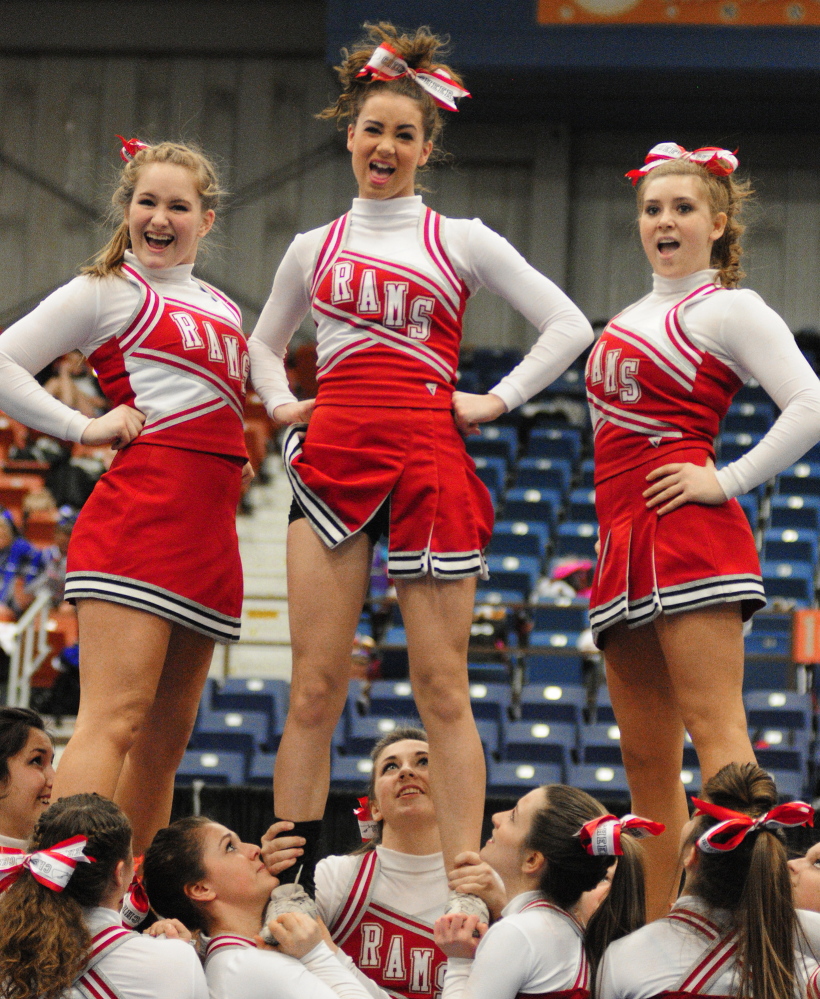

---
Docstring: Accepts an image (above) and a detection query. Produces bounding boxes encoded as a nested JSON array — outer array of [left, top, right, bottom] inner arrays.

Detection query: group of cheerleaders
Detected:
[[0, 14, 819, 999]]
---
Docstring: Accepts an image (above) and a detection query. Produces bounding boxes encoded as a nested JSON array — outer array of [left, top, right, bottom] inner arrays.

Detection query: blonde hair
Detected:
[[636, 159, 753, 289], [319, 21, 465, 164], [82, 141, 223, 279]]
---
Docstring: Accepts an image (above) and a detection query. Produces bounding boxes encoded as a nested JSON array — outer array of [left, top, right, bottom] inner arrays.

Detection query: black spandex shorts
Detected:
[[288, 495, 390, 546]]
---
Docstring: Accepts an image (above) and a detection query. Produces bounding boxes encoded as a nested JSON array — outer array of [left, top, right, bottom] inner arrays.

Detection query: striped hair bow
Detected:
[[121, 857, 150, 928], [626, 142, 738, 186], [578, 813, 665, 856], [117, 135, 151, 162], [692, 796, 814, 854], [357, 44, 471, 112], [0, 835, 93, 893]]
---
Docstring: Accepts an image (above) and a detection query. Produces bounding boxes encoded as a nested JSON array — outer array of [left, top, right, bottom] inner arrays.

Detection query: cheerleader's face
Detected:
[[788, 841, 820, 912], [0, 727, 54, 841], [481, 787, 548, 885], [126, 163, 215, 270], [639, 174, 727, 280], [347, 93, 433, 200], [195, 822, 278, 909], [370, 739, 435, 827]]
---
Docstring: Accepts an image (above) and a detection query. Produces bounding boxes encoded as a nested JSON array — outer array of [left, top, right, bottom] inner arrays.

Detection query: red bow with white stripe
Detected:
[[356, 44, 471, 112], [116, 135, 151, 163], [578, 813, 665, 856], [0, 835, 93, 893], [626, 142, 739, 186], [354, 797, 379, 842], [692, 796, 814, 854], [121, 857, 150, 928]]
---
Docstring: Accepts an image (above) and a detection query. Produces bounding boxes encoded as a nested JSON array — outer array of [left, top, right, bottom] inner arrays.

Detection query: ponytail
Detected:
[[585, 834, 646, 980]]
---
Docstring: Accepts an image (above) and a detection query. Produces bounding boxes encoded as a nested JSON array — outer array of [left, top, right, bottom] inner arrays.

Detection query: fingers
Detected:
[[262, 820, 297, 842], [453, 851, 482, 868], [645, 463, 682, 482], [241, 461, 255, 488]]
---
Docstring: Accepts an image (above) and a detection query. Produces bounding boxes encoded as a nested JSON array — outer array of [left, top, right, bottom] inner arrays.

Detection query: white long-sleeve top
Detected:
[[66, 906, 208, 999], [205, 936, 377, 999], [597, 896, 820, 998], [610, 269, 820, 499], [248, 195, 593, 415], [441, 890, 587, 999]]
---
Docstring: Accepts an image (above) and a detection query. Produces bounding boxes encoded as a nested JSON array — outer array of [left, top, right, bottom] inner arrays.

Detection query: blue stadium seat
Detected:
[[778, 463, 820, 498], [743, 660, 792, 691], [502, 487, 562, 527], [494, 520, 550, 557], [501, 719, 576, 765], [246, 752, 277, 787], [176, 750, 246, 786], [468, 682, 512, 723], [526, 428, 582, 463], [735, 493, 758, 530], [519, 683, 587, 725], [476, 718, 501, 758], [733, 380, 769, 406], [567, 488, 597, 522], [578, 723, 623, 765], [527, 631, 582, 652], [515, 459, 572, 495], [762, 768, 806, 799], [744, 690, 811, 732], [345, 715, 421, 755], [745, 632, 791, 657], [368, 680, 418, 718], [718, 432, 764, 464], [723, 401, 774, 435], [211, 678, 289, 747], [578, 459, 595, 489], [532, 603, 589, 632], [466, 425, 518, 464], [474, 586, 528, 606], [521, 653, 585, 685], [769, 495, 820, 532], [486, 555, 540, 599], [554, 522, 598, 559], [760, 561, 815, 606], [468, 662, 510, 684], [489, 524, 547, 560], [763, 528, 819, 566], [189, 710, 270, 761], [472, 455, 507, 496], [566, 763, 630, 797], [541, 366, 586, 398], [487, 761, 564, 796], [330, 752, 375, 790], [593, 686, 616, 723]]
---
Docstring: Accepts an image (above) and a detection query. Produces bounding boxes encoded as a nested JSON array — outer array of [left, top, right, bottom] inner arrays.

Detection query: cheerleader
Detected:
[[249, 21, 593, 916], [0, 138, 251, 854], [597, 763, 820, 998], [262, 726, 506, 999], [0, 793, 207, 999], [433, 784, 658, 999], [790, 840, 820, 912], [143, 817, 384, 999], [0, 706, 54, 849]]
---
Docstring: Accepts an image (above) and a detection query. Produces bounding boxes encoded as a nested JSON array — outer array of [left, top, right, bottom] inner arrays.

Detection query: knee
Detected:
[[411, 669, 471, 728], [77, 695, 153, 755], [287, 671, 347, 731], [618, 730, 682, 786]]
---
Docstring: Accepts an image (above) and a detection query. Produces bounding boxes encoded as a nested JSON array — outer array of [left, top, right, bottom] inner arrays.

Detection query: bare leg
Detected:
[[114, 624, 215, 855], [396, 575, 484, 875], [655, 603, 755, 783], [605, 620, 689, 921], [51, 599, 172, 801], [273, 519, 373, 821]]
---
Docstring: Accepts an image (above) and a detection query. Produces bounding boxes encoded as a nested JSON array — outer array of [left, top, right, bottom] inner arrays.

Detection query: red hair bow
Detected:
[[116, 135, 151, 163], [626, 141, 739, 186], [578, 813, 665, 857], [354, 797, 379, 842], [357, 43, 471, 112], [0, 835, 93, 893], [692, 796, 814, 854], [121, 854, 150, 928]]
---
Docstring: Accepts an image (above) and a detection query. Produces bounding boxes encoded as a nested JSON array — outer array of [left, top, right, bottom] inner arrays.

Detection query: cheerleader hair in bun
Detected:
[[319, 22, 467, 161], [0, 794, 132, 999], [632, 142, 753, 289], [83, 136, 224, 279]]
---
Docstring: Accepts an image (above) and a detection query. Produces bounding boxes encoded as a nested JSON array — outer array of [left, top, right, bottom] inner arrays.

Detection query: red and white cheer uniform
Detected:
[[596, 895, 820, 998], [250, 195, 592, 579], [316, 845, 449, 999], [585, 269, 820, 643], [0, 252, 248, 642], [441, 890, 589, 999]]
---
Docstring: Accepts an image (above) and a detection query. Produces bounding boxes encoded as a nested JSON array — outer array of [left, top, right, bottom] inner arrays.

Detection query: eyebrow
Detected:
[[381, 751, 427, 765], [362, 118, 418, 131], [219, 833, 232, 848]]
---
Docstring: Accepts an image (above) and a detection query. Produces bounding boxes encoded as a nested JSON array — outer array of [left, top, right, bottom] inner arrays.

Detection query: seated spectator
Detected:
[[0, 509, 45, 618], [27, 504, 77, 607], [531, 557, 594, 603], [43, 350, 106, 418]]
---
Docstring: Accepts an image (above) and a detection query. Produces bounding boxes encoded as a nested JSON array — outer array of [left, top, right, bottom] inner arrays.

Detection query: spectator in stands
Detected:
[[434, 785, 655, 998], [0, 706, 53, 849], [143, 817, 382, 999], [0, 137, 252, 858], [26, 504, 77, 608], [0, 793, 207, 999], [0, 508, 45, 618], [531, 556, 594, 602], [249, 20, 593, 924], [597, 763, 820, 998], [44, 349, 107, 418]]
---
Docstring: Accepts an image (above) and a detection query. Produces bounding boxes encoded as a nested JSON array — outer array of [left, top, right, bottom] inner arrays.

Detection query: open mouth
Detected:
[[145, 233, 174, 249], [398, 785, 422, 798], [657, 238, 680, 256], [369, 160, 396, 182], [37, 795, 50, 806]]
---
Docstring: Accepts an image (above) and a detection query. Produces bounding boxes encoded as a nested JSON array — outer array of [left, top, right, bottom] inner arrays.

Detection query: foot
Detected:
[[259, 883, 318, 946], [444, 889, 490, 925]]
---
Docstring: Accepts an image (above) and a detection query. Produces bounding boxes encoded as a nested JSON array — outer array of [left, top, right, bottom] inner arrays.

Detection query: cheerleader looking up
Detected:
[[433, 784, 657, 999], [0, 793, 207, 999], [0, 139, 252, 855], [0, 706, 54, 849], [249, 21, 593, 918], [598, 763, 820, 999]]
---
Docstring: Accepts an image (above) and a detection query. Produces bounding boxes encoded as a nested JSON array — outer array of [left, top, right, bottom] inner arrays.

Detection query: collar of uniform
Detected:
[[83, 906, 127, 931], [375, 845, 445, 874], [671, 894, 733, 927], [0, 832, 27, 850], [123, 250, 196, 285], [501, 888, 543, 918], [350, 195, 423, 224], [651, 268, 719, 297]]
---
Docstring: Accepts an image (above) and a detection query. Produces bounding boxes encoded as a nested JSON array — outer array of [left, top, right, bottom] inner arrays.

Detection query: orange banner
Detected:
[[537, 0, 819, 25]]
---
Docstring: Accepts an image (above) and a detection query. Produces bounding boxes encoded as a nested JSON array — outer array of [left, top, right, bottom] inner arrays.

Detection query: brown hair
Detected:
[[524, 785, 646, 980], [143, 815, 211, 932], [0, 794, 131, 999], [82, 141, 223, 279], [687, 763, 798, 999], [0, 706, 48, 788], [319, 22, 465, 165], [636, 159, 753, 288]]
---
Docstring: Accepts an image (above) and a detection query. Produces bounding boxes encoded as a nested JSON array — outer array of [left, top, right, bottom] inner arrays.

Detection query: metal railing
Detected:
[[5, 589, 52, 708]]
